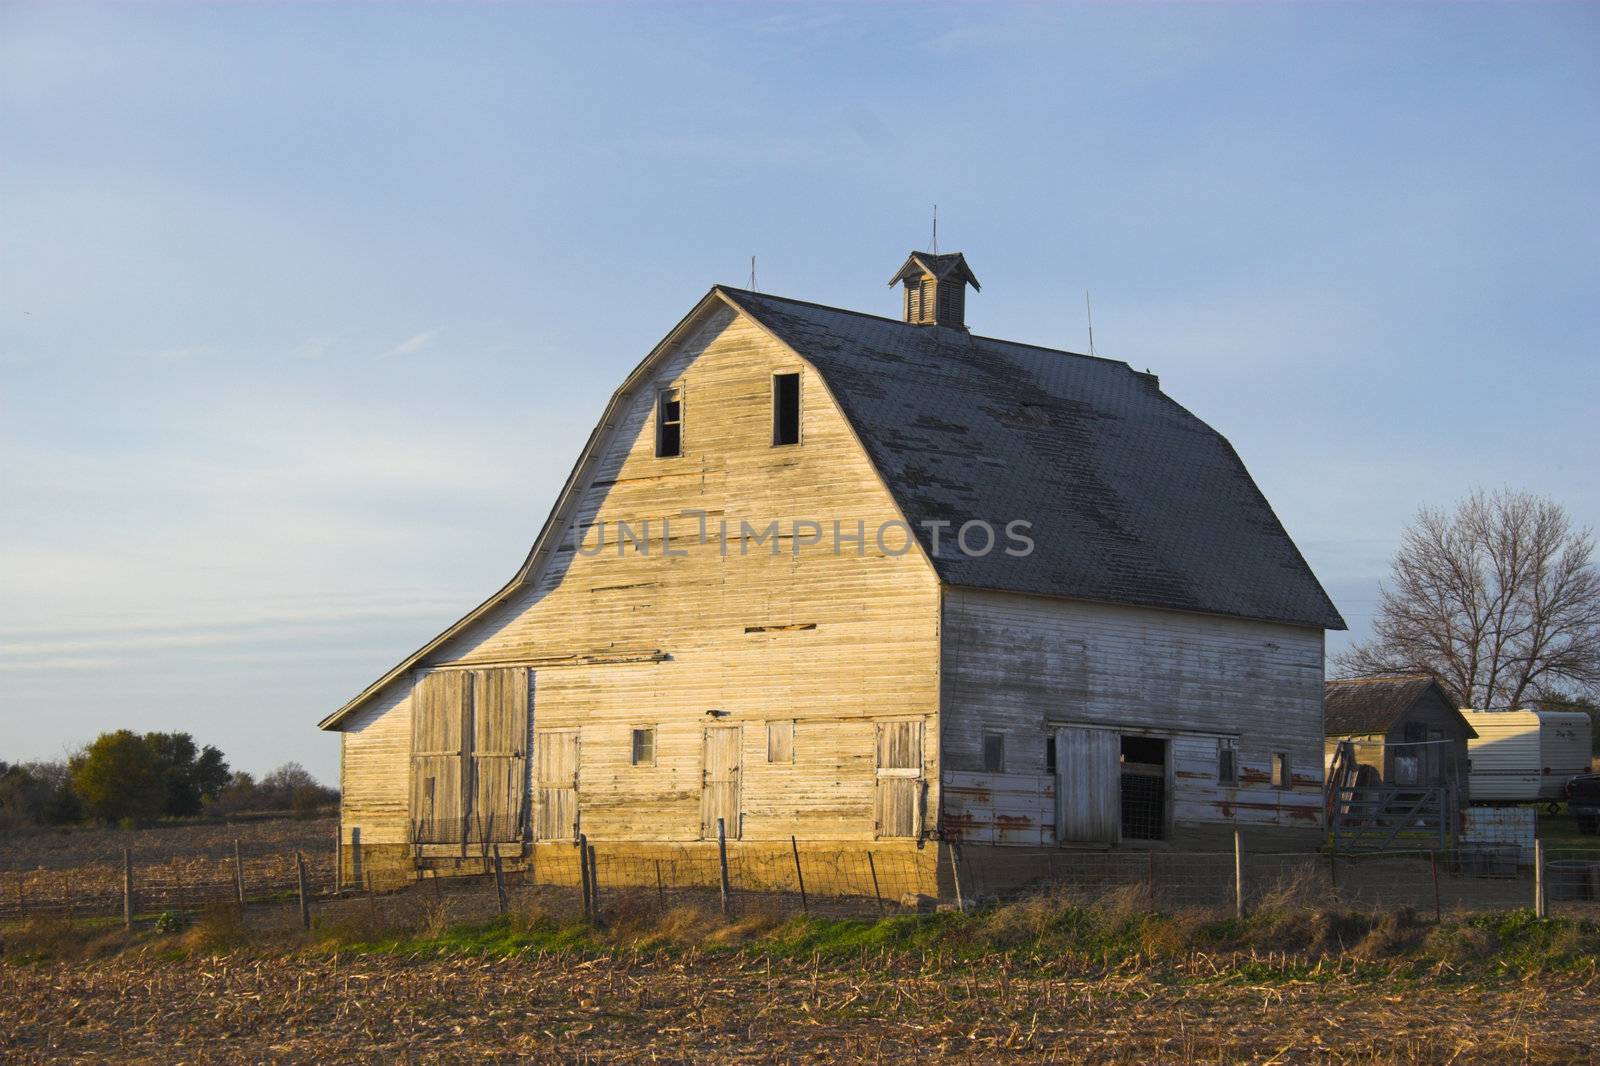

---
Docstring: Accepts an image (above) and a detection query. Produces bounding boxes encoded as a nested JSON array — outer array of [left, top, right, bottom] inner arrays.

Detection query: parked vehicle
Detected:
[[1460, 709, 1592, 806], [1566, 774, 1600, 834]]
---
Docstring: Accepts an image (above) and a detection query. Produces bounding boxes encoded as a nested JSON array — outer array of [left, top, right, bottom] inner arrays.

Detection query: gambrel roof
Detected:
[[322, 285, 1342, 729], [720, 287, 1345, 632]]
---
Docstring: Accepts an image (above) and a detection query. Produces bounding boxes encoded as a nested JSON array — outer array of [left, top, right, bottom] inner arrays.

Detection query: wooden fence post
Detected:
[[790, 836, 809, 914], [233, 841, 246, 908], [1146, 850, 1155, 908], [867, 852, 884, 916], [1533, 838, 1546, 919], [295, 851, 311, 930], [654, 860, 665, 908], [716, 818, 733, 919], [578, 835, 593, 921], [1233, 829, 1244, 919], [122, 849, 134, 929]]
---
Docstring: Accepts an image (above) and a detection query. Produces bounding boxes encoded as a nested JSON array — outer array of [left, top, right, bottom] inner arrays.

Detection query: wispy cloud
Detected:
[[374, 328, 441, 361]]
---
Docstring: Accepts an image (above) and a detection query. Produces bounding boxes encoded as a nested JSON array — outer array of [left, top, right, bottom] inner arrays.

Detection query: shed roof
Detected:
[[720, 287, 1345, 630], [1323, 675, 1476, 737]]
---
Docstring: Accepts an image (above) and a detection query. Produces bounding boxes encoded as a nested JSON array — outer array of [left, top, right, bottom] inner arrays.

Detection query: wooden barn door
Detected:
[[1055, 725, 1120, 844], [469, 669, 528, 844], [411, 671, 471, 844], [874, 719, 924, 838], [701, 726, 742, 840], [534, 730, 579, 842]]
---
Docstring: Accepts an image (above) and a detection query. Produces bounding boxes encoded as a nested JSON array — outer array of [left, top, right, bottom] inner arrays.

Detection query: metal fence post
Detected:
[[716, 818, 733, 919], [791, 836, 809, 914], [492, 844, 508, 916], [233, 841, 246, 908], [1233, 829, 1244, 919], [578, 835, 593, 921], [122, 848, 134, 929], [1430, 851, 1442, 923], [295, 851, 311, 930], [654, 859, 666, 908], [949, 843, 966, 913], [867, 851, 885, 916], [586, 842, 602, 924], [1534, 838, 1546, 918]]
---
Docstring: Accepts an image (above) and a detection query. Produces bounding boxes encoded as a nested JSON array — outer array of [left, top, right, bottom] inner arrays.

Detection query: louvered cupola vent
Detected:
[[889, 251, 980, 329]]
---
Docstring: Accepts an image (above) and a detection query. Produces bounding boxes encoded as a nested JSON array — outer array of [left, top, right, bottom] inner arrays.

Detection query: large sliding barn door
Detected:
[[411, 671, 471, 844], [410, 667, 529, 847], [534, 730, 580, 842], [701, 726, 742, 840], [875, 720, 924, 838], [1055, 725, 1120, 844], [469, 668, 528, 844]]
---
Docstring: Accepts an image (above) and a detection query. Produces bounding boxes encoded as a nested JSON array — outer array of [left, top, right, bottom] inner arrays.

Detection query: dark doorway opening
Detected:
[[1120, 735, 1167, 841]]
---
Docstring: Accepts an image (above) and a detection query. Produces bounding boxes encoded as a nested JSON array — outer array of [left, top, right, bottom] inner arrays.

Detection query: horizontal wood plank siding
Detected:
[[940, 588, 1325, 840], [339, 305, 942, 845]]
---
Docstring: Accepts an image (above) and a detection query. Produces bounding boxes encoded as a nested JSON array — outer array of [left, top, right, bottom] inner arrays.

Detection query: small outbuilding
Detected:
[[1324, 675, 1476, 799]]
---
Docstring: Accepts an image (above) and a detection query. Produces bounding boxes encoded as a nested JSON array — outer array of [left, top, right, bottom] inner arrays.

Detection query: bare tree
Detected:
[[1335, 489, 1600, 709]]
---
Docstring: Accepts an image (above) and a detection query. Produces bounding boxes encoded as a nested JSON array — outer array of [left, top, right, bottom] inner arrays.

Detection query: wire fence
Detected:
[[4, 837, 1599, 926]]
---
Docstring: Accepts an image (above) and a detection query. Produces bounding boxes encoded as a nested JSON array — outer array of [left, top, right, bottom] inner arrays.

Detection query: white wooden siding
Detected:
[[940, 588, 1325, 839]]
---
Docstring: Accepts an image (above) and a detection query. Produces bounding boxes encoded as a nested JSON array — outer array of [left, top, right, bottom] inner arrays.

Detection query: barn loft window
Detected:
[[655, 387, 683, 458], [772, 372, 800, 446], [982, 733, 1006, 773], [1271, 752, 1290, 788], [766, 719, 795, 763], [1217, 738, 1238, 785], [631, 727, 656, 766]]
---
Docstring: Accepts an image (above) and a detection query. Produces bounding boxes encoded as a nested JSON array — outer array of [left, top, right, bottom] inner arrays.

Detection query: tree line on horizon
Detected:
[[0, 730, 337, 830]]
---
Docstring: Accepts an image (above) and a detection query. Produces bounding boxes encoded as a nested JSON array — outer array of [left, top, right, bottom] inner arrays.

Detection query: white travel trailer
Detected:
[[1460, 709, 1592, 804]]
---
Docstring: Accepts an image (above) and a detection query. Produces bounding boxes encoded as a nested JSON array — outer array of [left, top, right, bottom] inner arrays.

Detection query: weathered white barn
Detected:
[[320, 252, 1345, 892]]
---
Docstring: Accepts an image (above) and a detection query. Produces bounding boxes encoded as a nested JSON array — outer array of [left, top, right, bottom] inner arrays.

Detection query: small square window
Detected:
[[982, 733, 1005, 773], [631, 727, 656, 766], [655, 388, 682, 458], [1218, 739, 1238, 785], [772, 372, 800, 446], [766, 720, 795, 763], [1271, 752, 1290, 788]]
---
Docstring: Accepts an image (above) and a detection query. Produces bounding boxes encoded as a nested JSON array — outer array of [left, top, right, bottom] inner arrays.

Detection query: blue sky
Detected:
[[2, 3, 1596, 784]]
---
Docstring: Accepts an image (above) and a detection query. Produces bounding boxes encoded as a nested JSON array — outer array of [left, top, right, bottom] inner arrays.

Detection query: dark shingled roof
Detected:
[[719, 288, 1345, 631], [1324, 676, 1473, 736]]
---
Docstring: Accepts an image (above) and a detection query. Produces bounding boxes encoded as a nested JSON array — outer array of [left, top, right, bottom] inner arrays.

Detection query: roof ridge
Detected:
[[1327, 673, 1433, 686], [715, 285, 1135, 372]]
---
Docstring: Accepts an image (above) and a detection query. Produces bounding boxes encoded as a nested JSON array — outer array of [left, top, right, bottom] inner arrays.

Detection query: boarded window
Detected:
[[701, 726, 741, 840], [982, 733, 1005, 773], [655, 387, 682, 458], [1271, 752, 1290, 788], [631, 727, 655, 766], [468, 668, 529, 843], [534, 730, 579, 841], [874, 720, 923, 839], [1393, 754, 1420, 786], [1217, 738, 1238, 785], [772, 373, 800, 446], [766, 719, 794, 764], [410, 671, 470, 844]]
